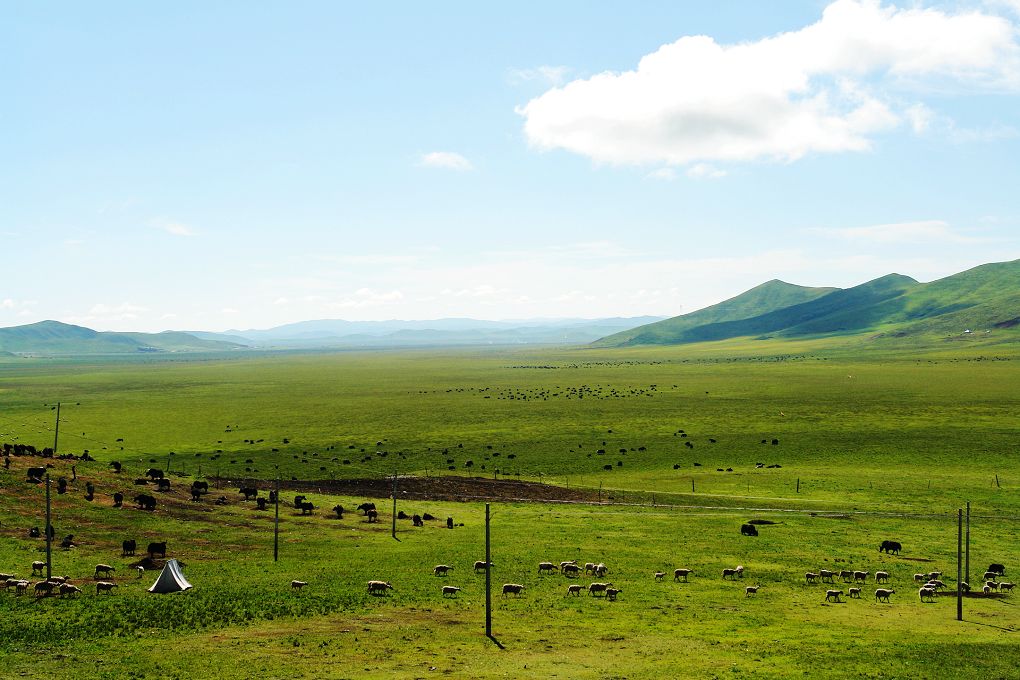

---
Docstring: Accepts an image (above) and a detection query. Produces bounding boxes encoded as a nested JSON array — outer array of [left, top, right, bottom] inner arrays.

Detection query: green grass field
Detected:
[[1, 342, 1018, 678]]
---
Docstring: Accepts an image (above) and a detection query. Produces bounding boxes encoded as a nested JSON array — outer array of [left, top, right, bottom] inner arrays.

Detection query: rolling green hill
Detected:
[[596, 259, 1020, 346], [591, 279, 837, 346], [0, 320, 246, 355]]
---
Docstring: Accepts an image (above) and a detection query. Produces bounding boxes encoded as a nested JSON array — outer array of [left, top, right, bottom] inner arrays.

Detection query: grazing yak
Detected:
[[122, 539, 136, 556], [239, 487, 258, 501], [332, 505, 344, 519], [357, 502, 377, 515], [113, 492, 124, 508], [879, 540, 902, 555], [191, 481, 209, 493], [147, 541, 167, 559], [299, 501, 314, 515], [145, 468, 164, 481], [134, 494, 157, 511], [740, 524, 759, 537]]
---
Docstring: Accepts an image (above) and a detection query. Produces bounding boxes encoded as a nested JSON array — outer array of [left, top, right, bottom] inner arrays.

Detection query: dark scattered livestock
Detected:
[[988, 563, 1006, 576], [191, 480, 208, 493], [412, 514, 424, 527], [299, 501, 314, 515], [123, 539, 136, 556], [740, 524, 759, 537], [134, 494, 157, 511], [156, 479, 170, 492], [366, 508, 379, 523], [113, 492, 124, 508], [147, 541, 167, 558], [239, 486, 258, 501], [879, 540, 902, 555], [145, 468, 164, 480], [357, 502, 377, 515], [333, 505, 344, 519], [256, 497, 268, 510]]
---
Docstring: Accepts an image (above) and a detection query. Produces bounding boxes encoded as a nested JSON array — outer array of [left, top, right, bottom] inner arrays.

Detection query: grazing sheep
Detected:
[[559, 561, 578, 570], [919, 587, 937, 602], [606, 587, 622, 601], [983, 585, 992, 594], [825, 590, 843, 602], [538, 562, 559, 574], [874, 588, 895, 602], [34, 581, 56, 597], [31, 561, 45, 576], [366, 509, 378, 523], [2, 578, 19, 590], [654, 572, 665, 582], [853, 571, 869, 583], [433, 565, 454, 576], [59, 583, 81, 598], [929, 579, 946, 591], [47, 575, 69, 584], [137, 566, 145, 579], [983, 571, 999, 581], [875, 571, 890, 584], [928, 571, 942, 581], [819, 569, 835, 583], [95, 564, 115, 578], [722, 566, 744, 580], [985, 580, 1000, 591], [848, 587, 861, 599], [914, 573, 927, 583], [442, 585, 461, 597], [291, 580, 308, 589], [566, 584, 583, 596], [96, 582, 118, 595], [999, 582, 1015, 592], [15, 580, 30, 595], [473, 561, 493, 572], [587, 582, 613, 597], [805, 572, 819, 584], [584, 562, 597, 574], [0, 572, 14, 582], [367, 580, 393, 594], [674, 568, 693, 582], [959, 582, 970, 593], [501, 583, 525, 597], [745, 585, 761, 597], [839, 570, 854, 583], [562, 564, 580, 577], [593, 563, 608, 577]]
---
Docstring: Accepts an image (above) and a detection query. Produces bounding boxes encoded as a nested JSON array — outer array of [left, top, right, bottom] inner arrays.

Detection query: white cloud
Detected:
[[419, 151, 474, 171], [518, 0, 1020, 167], [152, 218, 196, 237], [508, 65, 571, 87], [1, 299, 14, 309], [686, 163, 727, 179], [810, 220, 987, 244], [646, 168, 678, 181]]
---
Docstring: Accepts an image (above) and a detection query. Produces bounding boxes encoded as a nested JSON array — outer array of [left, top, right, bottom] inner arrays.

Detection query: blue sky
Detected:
[[4, 0, 1020, 332]]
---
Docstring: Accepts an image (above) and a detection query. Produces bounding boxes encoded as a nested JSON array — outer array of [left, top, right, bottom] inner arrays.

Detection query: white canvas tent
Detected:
[[147, 558, 193, 593]]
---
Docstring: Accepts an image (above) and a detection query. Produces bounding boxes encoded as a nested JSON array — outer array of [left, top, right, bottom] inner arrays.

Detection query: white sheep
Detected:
[[562, 563, 581, 576], [848, 587, 861, 599], [999, 582, 1015, 592], [722, 566, 744, 579], [15, 580, 29, 595], [805, 572, 819, 584], [367, 580, 393, 594], [983, 585, 991, 594], [654, 572, 665, 582], [442, 585, 461, 597], [501, 583, 524, 597], [819, 569, 835, 583], [566, 584, 583, 596], [95, 564, 115, 578], [593, 563, 608, 577], [875, 571, 890, 584], [291, 580, 308, 589], [59, 583, 82, 598], [559, 561, 577, 569], [433, 565, 454, 576], [838, 570, 854, 583], [473, 561, 493, 572], [584, 562, 597, 574], [745, 585, 760, 597], [919, 587, 937, 602], [874, 588, 895, 602], [985, 580, 999, 591], [852, 571, 869, 583], [605, 587, 621, 601], [538, 562, 559, 574], [825, 589, 843, 602], [96, 582, 118, 595], [983, 570, 999, 581], [913, 573, 927, 583], [31, 561, 45, 576], [587, 582, 613, 596]]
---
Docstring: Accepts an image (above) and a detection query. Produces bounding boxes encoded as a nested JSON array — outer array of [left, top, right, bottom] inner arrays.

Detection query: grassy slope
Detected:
[[0, 321, 243, 355], [593, 280, 838, 347], [2, 344, 1020, 678]]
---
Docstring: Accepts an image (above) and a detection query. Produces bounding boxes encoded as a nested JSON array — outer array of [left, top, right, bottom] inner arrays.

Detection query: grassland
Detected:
[[1, 341, 1019, 678]]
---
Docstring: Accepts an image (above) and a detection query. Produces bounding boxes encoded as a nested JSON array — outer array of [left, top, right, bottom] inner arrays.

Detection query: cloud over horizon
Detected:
[[518, 0, 1020, 167]]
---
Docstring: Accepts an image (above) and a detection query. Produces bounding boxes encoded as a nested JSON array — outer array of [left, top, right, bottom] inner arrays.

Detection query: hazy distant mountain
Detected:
[[209, 316, 666, 348], [0, 321, 246, 355], [595, 259, 1020, 347]]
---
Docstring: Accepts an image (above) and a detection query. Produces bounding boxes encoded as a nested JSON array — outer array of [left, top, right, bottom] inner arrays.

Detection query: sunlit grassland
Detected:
[[1, 341, 1019, 678]]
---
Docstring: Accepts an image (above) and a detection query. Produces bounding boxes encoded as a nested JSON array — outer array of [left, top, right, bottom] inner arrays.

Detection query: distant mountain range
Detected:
[[595, 259, 1020, 347], [0, 316, 664, 356]]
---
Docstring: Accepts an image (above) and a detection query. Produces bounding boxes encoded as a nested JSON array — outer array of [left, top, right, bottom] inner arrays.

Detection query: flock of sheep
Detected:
[[804, 561, 1013, 604], [0, 559, 123, 599]]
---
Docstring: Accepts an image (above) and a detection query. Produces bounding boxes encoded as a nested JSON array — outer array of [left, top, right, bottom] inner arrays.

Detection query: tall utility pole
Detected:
[[391, 472, 398, 540], [273, 476, 280, 562], [965, 501, 971, 586], [957, 508, 963, 622], [45, 474, 52, 579], [53, 402, 60, 454], [485, 503, 492, 638]]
